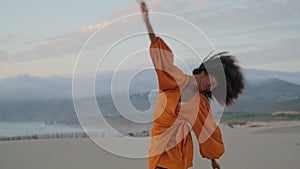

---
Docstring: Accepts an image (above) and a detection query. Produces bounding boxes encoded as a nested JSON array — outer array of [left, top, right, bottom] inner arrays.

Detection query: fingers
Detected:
[[140, 1, 149, 22], [140, 1, 148, 13]]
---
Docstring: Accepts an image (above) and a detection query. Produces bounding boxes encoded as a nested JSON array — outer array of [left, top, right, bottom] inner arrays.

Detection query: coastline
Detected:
[[1, 120, 300, 142], [223, 120, 300, 128]]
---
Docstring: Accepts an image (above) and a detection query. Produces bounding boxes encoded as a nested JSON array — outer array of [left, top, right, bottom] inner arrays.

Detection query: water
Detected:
[[0, 121, 83, 137], [0, 120, 153, 138]]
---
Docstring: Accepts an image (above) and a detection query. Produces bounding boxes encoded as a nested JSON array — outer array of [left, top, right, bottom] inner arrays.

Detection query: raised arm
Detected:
[[140, 1, 157, 44]]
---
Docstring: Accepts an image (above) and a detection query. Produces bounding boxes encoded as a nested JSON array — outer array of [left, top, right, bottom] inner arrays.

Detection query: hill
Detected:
[[226, 78, 300, 113], [0, 69, 299, 123]]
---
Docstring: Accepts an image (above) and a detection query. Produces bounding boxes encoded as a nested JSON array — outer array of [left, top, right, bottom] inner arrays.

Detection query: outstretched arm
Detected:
[[140, 1, 157, 44]]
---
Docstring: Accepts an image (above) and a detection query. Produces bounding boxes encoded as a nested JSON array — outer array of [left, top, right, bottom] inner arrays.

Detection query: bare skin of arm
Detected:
[[140, 1, 157, 44], [211, 159, 221, 169]]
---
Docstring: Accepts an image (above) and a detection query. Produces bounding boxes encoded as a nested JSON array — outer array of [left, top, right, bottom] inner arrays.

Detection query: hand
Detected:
[[139, 0, 156, 44], [140, 1, 149, 22], [211, 159, 221, 169]]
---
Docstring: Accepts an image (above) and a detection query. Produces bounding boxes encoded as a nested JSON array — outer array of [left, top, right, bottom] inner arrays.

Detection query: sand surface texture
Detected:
[[1, 122, 300, 169]]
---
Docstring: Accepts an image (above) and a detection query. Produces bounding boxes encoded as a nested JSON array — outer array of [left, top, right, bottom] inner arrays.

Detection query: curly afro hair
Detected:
[[193, 51, 244, 105]]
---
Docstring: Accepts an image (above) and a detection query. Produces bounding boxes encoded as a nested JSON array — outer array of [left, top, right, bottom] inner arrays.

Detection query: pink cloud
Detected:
[[195, 0, 206, 7]]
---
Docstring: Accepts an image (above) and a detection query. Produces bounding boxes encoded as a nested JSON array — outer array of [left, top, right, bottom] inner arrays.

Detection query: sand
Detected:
[[0, 122, 300, 169]]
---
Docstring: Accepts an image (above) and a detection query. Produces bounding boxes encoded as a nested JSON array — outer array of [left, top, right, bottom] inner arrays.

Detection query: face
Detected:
[[194, 71, 218, 92]]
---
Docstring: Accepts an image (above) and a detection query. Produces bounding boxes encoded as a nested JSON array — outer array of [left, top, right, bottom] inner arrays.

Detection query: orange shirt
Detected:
[[148, 37, 225, 169]]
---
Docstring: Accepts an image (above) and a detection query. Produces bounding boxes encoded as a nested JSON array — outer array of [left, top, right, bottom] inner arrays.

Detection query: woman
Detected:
[[140, 2, 244, 169]]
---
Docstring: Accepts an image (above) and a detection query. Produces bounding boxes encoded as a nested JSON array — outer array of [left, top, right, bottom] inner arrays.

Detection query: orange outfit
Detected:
[[148, 37, 225, 169]]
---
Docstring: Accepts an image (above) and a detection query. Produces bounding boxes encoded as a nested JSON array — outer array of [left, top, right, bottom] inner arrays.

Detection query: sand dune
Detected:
[[0, 122, 300, 169]]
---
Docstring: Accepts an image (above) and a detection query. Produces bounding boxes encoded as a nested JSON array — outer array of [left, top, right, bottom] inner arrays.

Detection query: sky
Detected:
[[0, 0, 300, 78]]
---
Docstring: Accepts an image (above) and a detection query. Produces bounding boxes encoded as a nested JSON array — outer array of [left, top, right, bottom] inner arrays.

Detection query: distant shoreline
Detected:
[[1, 120, 300, 142], [222, 120, 300, 128], [0, 132, 89, 142]]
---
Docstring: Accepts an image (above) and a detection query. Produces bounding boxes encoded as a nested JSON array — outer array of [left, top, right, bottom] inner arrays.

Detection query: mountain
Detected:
[[243, 69, 300, 86], [0, 68, 299, 123], [0, 74, 72, 101], [266, 98, 300, 112], [1, 68, 299, 101], [226, 78, 300, 113], [0, 99, 77, 123]]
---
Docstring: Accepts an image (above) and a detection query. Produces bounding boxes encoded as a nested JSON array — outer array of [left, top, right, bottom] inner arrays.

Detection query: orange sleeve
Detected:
[[149, 37, 190, 91], [191, 94, 225, 159]]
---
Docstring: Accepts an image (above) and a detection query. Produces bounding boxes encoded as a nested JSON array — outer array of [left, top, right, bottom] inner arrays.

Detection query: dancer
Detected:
[[140, 2, 244, 169]]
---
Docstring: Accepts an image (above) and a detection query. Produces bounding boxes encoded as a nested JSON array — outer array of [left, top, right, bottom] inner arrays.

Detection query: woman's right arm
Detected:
[[140, 1, 189, 91], [141, 1, 157, 44]]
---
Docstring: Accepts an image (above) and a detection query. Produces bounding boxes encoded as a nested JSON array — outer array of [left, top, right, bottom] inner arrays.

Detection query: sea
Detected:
[[0, 121, 84, 138], [0, 119, 153, 138]]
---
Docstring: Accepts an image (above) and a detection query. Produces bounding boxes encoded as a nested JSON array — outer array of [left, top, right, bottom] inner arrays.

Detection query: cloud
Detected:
[[156, 0, 300, 35], [7, 30, 91, 62], [0, 2, 145, 63], [0, 19, 124, 62], [0, 49, 10, 62], [148, 0, 293, 36], [237, 38, 300, 68], [0, 35, 14, 45], [111, 4, 138, 16], [1, 0, 299, 66], [78, 20, 111, 33], [195, 0, 205, 7]]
